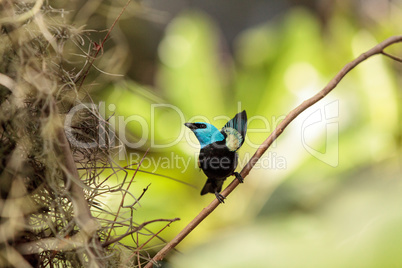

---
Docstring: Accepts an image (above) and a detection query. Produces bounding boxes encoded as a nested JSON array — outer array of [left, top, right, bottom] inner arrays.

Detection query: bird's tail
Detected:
[[222, 110, 247, 149], [200, 178, 225, 195]]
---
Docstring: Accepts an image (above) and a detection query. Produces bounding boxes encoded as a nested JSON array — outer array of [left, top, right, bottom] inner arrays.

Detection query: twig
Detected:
[[76, 0, 132, 89], [132, 184, 151, 208], [77, 165, 197, 188], [105, 149, 150, 241], [102, 218, 180, 248], [127, 218, 180, 267], [144, 35, 402, 267], [381, 50, 402, 62]]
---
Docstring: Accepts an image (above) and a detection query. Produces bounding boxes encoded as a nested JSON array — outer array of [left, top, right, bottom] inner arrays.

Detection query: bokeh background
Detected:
[[65, 0, 402, 266]]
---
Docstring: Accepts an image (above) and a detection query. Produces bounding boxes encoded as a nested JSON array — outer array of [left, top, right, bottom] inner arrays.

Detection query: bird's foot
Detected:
[[215, 192, 226, 203], [233, 172, 244, 183]]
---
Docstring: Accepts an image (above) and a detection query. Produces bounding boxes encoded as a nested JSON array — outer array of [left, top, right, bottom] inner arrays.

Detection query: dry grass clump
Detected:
[[0, 1, 177, 267]]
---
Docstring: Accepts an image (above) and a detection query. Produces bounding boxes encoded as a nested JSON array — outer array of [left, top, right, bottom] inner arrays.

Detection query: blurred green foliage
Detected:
[[100, 2, 402, 267]]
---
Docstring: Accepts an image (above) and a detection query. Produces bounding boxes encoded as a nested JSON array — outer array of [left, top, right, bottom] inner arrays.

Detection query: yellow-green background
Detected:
[[68, 0, 402, 266]]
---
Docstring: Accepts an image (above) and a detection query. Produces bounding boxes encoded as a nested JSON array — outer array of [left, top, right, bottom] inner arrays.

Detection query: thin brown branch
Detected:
[[381, 50, 402, 62], [144, 35, 402, 267], [132, 184, 151, 207], [127, 218, 180, 267], [76, 0, 132, 89], [105, 149, 150, 241], [102, 218, 180, 248], [77, 165, 197, 188]]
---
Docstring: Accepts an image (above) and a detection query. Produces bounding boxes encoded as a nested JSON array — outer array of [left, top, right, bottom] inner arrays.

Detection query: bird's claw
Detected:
[[215, 192, 226, 203], [233, 172, 244, 183]]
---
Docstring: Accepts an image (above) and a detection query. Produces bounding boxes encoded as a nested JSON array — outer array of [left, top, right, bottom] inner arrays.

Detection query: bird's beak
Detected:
[[184, 123, 196, 130]]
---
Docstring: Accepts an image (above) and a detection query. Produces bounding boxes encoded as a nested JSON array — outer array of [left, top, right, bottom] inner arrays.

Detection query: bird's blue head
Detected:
[[184, 122, 225, 148], [185, 110, 247, 151]]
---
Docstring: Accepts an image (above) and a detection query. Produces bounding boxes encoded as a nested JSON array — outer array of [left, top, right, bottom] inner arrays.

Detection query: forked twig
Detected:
[[105, 149, 150, 242], [76, 0, 132, 90], [102, 218, 180, 248], [381, 50, 402, 62], [145, 35, 402, 267]]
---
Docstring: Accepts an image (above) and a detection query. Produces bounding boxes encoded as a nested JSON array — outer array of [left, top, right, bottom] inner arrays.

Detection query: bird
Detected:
[[184, 110, 247, 203]]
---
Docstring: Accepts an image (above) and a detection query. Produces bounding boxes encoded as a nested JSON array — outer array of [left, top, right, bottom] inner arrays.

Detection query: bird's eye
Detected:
[[194, 123, 207, 129]]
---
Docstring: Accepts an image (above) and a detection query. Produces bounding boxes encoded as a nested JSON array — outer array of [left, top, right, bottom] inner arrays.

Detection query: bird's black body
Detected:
[[199, 141, 238, 195], [185, 110, 247, 203]]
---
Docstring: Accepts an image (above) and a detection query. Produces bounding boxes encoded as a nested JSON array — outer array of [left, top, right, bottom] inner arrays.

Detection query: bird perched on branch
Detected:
[[185, 110, 247, 203]]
